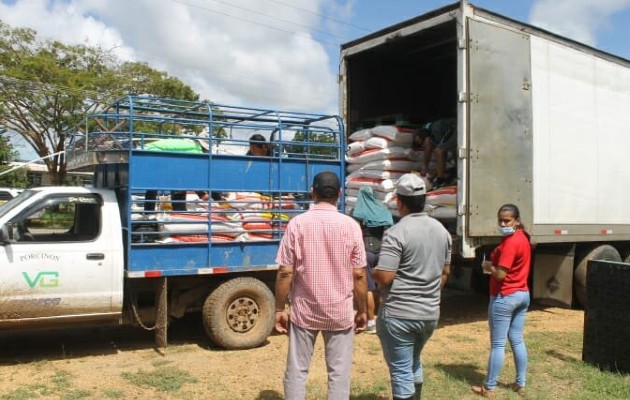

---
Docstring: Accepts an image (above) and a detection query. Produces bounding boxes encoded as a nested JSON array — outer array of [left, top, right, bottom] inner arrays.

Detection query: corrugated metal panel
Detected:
[[466, 19, 533, 236]]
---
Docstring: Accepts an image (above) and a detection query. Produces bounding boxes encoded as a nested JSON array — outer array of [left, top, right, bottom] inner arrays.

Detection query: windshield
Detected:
[[0, 189, 38, 217]]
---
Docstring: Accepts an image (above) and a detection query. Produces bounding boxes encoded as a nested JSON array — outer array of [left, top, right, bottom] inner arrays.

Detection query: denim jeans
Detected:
[[377, 316, 437, 399], [485, 290, 530, 390]]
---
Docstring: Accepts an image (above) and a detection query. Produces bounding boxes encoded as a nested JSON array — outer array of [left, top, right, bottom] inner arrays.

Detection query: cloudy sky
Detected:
[[2, 0, 630, 116]]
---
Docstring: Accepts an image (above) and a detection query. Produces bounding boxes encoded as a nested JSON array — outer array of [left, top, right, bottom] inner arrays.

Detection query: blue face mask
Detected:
[[497, 226, 515, 236]]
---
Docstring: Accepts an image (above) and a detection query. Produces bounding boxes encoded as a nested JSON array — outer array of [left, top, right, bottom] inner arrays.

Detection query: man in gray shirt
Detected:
[[372, 173, 452, 400]]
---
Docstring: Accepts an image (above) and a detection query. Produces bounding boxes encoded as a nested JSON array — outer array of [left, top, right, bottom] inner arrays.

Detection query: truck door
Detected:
[[466, 19, 534, 235], [0, 194, 119, 324]]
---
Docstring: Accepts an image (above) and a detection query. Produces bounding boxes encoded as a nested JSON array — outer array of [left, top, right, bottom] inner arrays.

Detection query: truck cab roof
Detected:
[[0, 188, 23, 206]]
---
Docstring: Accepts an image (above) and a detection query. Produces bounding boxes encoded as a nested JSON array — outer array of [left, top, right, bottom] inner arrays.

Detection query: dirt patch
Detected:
[[0, 291, 584, 399]]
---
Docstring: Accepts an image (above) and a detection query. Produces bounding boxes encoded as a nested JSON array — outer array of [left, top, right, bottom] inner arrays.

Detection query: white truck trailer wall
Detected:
[[531, 36, 630, 225]]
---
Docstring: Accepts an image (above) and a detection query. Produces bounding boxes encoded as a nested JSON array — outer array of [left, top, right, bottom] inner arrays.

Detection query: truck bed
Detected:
[[66, 96, 345, 277]]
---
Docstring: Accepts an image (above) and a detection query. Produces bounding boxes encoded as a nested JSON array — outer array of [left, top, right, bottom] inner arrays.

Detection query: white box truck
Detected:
[[340, 1, 630, 307]]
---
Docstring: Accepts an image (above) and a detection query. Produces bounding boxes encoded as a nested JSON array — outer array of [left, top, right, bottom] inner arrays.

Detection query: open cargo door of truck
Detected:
[[466, 18, 534, 236]]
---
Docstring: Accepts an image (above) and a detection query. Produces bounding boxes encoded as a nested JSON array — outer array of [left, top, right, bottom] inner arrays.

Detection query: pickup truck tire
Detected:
[[574, 245, 621, 307], [202, 277, 274, 350]]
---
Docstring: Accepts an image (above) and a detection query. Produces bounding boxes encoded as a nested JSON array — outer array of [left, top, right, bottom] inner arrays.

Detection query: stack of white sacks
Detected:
[[345, 125, 426, 218], [345, 125, 457, 219]]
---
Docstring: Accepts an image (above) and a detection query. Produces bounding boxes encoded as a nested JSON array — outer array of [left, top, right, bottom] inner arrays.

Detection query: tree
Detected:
[[284, 129, 338, 159], [0, 129, 28, 187], [0, 20, 200, 184]]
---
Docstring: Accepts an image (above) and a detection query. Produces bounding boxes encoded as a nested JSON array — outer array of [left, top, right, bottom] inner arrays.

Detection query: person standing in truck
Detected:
[[274, 170, 368, 400], [416, 118, 456, 188], [372, 173, 451, 400], [246, 133, 271, 156], [472, 204, 531, 398]]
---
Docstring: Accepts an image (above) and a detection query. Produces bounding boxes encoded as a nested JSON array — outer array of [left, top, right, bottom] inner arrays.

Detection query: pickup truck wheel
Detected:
[[574, 245, 621, 307], [202, 277, 274, 350]]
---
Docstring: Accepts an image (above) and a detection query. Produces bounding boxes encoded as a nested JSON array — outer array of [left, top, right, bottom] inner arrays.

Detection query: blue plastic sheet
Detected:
[[352, 186, 393, 227]]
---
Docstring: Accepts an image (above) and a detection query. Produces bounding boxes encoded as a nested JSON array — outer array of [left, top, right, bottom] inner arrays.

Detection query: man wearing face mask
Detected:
[[472, 204, 531, 398]]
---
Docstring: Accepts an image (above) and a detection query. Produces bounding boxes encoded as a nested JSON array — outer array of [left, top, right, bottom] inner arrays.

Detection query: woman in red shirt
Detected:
[[473, 204, 531, 398]]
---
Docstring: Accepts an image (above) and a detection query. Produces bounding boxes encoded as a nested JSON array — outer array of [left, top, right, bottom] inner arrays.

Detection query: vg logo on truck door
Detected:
[[0, 193, 118, 323]]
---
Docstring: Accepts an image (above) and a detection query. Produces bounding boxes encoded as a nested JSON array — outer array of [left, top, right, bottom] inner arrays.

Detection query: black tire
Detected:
[[574, 245, 621, 307], [202, 277, 274, 350]]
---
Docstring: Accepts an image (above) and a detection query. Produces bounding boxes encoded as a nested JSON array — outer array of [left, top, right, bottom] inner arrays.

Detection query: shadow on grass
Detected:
[[435, 362, 485, 385], [255, 390, 283, 399], [547, 349, 580, 363], [255, 389, 388, 400], [0, 324, 155, 365], [439, 290, 488, 327], [0, 311, 266, 364], [435, 362, 525, 393]]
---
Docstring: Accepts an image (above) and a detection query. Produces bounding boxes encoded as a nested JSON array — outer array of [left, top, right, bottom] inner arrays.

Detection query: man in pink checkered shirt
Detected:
[[275, 170, 368, 400]]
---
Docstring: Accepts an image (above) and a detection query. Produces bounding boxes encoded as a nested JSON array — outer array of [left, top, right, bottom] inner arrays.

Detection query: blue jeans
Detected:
[[377, 316, 437, 399], [485, 290, 530, 390]]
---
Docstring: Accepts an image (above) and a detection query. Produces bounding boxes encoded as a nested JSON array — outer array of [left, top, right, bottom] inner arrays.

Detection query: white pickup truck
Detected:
[[0, 187, 21, 206], [0, 187, 124, 325], [0, 96, 345, 349]]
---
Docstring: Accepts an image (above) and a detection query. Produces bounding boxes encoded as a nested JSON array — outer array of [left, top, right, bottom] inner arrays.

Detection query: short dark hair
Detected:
[[398, 194, 426, 213], [249, 133, 266, 144], [313, 171, 340, 200]]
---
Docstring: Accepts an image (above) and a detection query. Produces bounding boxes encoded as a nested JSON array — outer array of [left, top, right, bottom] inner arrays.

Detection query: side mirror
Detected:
[[0, 224, 17, 246], [0, 224, 15, 245]]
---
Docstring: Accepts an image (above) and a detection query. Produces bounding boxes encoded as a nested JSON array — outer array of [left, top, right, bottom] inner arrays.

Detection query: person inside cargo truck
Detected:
[[416, 118, 456, 188], [246, 133, 271, 156]]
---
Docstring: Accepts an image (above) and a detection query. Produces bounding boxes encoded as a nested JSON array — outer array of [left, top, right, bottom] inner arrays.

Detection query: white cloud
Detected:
[[530, 0, 630, 46], [0, 0, 338, 113]]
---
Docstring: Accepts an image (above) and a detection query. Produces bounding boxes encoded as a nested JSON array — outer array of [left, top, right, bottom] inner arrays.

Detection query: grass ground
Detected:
[[0, 292, 628, 399]]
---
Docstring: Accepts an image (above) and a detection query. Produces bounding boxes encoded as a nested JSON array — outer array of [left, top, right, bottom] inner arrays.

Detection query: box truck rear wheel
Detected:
[[574, 245, 621, 307], [202, 277, 274, 350]]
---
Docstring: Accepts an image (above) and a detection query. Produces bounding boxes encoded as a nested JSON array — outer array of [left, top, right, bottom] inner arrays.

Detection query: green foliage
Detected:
[[298, 329, 630, 400], [0, 370, 86, 400], [50, 370, 73, 390], [122, 367, 198, 393], [283, 129, 338, 159], [117, 62, 198, 101], [102, 389, 125, 399], [417, 330, 630, 400], [0, 132, 28, 187], [61, 389, 92, 400], [0, 385, 45, 400], [0, 19, 201, 184]]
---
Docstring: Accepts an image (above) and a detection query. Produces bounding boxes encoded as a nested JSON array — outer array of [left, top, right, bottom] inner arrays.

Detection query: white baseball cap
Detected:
[[396, 173, 426, 196]]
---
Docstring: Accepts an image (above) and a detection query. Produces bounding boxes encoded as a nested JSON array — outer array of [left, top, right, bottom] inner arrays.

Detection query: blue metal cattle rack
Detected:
[[65, 95, 345, 278]]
